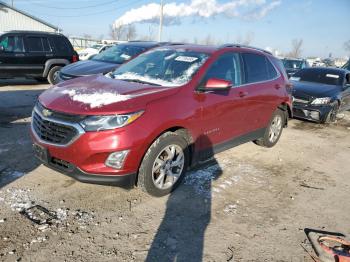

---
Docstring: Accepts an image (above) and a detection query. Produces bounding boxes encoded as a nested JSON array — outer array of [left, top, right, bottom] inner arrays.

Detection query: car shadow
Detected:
[[146, 135, 223, 262], [0, 86, 46, 188], [0, 78, 47, 87]]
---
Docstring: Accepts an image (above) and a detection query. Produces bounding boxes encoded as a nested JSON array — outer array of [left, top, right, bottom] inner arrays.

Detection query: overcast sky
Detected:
[[7, 0, 350, 58]]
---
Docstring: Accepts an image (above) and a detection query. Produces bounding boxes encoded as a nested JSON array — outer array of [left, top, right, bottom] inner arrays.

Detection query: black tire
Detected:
[[47, 66, 62, 85], [323, 102, 339, 124], [254, 108, 285, 148], [138, 132, 189, 197]]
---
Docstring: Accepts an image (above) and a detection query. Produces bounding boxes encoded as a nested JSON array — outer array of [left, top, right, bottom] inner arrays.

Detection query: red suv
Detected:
[[31, 44, 292, 196]]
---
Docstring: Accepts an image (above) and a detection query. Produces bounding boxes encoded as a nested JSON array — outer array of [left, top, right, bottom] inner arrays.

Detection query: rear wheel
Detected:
[[138, 132, 189, 197], [254, 109, 284, 148], [47, 66, 62, 85]]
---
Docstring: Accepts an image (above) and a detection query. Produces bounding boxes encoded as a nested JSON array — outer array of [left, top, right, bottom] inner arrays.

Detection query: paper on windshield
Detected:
[[120, 54, 131, 60], [326, 74, 340, 79], [175, 56, 198, 63]]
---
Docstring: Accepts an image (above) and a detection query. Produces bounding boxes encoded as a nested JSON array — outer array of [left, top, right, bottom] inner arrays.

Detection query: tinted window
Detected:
[[26, 37, 45, 52], [242, 53, 276, 83], [93, 44, 147, 64], [52, 37, 70, 53], [42, 37, 51, 52], [0, 36, 24, 52], [282, 59, 303, 69], [292, 69, 344, 86], [204, 53, 242, 86]]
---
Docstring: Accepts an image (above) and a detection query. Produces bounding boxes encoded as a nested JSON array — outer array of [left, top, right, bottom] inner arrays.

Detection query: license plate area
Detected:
[[33, 143, 49, 163]]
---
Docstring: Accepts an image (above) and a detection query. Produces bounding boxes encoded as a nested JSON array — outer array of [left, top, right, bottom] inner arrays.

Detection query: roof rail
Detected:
[[220, 43, 272, 55]]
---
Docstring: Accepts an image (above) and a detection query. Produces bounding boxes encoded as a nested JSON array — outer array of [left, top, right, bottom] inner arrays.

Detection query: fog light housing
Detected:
[[105, 150, 129, 169]]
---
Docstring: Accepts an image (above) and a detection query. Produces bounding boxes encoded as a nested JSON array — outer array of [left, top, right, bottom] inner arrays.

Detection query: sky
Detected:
[[5, 0, 350, 58]]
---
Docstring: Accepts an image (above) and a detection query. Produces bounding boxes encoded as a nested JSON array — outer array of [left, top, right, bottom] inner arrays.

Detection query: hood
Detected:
[[291, 81, 341, 98], [60, 60, 121, 76], [39, 75, 179, 115]]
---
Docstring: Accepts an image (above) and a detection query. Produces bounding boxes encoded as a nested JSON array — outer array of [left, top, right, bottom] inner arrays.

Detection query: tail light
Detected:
[[72, 55, 78, 63]]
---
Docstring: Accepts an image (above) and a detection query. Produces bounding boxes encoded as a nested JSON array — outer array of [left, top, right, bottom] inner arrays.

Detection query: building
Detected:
[[0, 1, 59, 33]]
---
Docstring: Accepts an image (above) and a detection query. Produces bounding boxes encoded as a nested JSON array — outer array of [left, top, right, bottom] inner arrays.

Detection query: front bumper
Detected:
[[293, 103, 333, 123], [43, 158, 136, 188]]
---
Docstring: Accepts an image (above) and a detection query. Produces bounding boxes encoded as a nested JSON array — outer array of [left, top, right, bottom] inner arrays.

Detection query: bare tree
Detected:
[[83, 34, 92, 39], [344, 40, 350, 54], [109, 23, 126, 40], [235, 32, 254, 45], [125, 25, 137, 41], [288, 38, 303, 58], [201, 34, 215, 45]]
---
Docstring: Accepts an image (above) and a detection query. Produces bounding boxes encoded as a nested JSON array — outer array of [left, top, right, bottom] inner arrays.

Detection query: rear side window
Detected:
[[51, 36, 71, 53], [242, 53, 278, 84], [26, 37, 46, 52], [0, 35, 24, 52]]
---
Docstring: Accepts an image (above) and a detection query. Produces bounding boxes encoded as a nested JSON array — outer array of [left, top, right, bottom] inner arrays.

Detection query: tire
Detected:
[[47, 66, 62, 85], [138, 132, 189, 197], [254, 108, 285, 148], [323, 102, 339, 124]]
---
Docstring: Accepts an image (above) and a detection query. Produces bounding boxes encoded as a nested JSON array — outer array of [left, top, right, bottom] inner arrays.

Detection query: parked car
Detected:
[[57, 41, 164, 84], [31, 44, 292, 196], [0, 30, 78, 84], [282, 58, 309, 77], [291, 67, 350, 123], [78, 44, 113, 61], [343, 59, 350, 70]]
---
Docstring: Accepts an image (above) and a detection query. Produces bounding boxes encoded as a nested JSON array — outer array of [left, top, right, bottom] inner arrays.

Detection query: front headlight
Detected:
[[311, 97, 331, 105], [80, 111, 144, 131]]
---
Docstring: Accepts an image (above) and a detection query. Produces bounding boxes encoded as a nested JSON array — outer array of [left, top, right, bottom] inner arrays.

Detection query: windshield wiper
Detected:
[[120, 78, 162, 86]]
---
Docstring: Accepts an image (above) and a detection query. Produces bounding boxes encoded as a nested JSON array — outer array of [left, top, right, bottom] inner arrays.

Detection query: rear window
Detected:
[[291, 69, 344, 86], [0, 35, 24, 52], [242, 53, 277, 83]]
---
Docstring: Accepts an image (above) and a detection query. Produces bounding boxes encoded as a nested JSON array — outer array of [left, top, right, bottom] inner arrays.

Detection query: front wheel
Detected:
[[254, 109, 285, 148], [138, 132, 189, 197], [323, 102, 339, 124]]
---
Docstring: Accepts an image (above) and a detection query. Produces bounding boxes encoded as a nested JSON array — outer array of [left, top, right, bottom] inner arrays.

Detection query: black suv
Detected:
[[0, 30, 78, 84]]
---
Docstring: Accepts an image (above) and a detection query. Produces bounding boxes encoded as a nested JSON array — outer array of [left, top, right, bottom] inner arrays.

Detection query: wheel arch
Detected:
[[43, 59, 70, 77], [278, 102, 292, 126], [135, 126, 195, 185]]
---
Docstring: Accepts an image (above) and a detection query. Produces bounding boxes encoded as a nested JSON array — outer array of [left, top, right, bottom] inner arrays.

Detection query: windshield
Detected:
[[111, 49, 209, 87], [291, 69, 344, 86], [282, 59, 303, 69], [343, 61, 350, 70], [92, 44, 146, 64]]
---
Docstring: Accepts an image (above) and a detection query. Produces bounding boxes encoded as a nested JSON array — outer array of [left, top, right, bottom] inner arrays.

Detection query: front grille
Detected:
[[32, 111, 78, 145]]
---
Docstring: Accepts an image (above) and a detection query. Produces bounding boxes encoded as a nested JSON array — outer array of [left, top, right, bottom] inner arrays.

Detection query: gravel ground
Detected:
[[0, 80, 349, 262]]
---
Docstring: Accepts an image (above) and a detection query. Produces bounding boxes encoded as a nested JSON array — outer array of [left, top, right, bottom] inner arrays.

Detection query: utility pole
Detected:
[[158, 0, 164, 42], [11, 0, 14, 7]]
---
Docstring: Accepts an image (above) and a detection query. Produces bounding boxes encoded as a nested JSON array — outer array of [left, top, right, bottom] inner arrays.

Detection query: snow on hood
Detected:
[[60, 89, 131, 109]]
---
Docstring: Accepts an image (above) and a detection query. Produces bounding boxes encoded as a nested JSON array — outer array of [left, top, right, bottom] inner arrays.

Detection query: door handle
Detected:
[[46, 54, 53, 57], [15, 54, 25, 57], [239, 91, 248, 98]]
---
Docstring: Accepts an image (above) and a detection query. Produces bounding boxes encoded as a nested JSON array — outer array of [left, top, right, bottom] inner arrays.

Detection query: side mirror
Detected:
[[199, 78, 232, 92]]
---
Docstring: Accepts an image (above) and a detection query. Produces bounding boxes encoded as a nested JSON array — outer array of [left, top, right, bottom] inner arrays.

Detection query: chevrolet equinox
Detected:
[[31, 44, 292, 196]]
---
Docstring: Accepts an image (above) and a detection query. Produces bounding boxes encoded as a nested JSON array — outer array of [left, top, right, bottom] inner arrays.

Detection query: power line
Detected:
[[27, 0, 119, 10], [27, 0, 142, 18]]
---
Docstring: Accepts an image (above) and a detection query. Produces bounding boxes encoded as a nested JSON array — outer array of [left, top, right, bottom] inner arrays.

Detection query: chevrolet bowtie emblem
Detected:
[[42, 109, 52, 117]]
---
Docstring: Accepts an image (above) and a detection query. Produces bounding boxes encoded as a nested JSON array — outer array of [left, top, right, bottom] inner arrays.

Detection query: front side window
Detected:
[[0, 36, 24, 53], [111, 49, 209, 86], [242, 53, 277, 84], [204, 52, 242, 86], [93, 44, 147, 64]]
